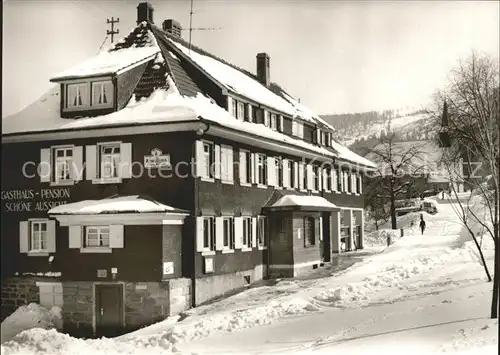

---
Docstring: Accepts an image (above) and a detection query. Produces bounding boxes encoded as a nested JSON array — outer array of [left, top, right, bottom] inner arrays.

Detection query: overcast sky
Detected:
[[2, 0, 499, 117]]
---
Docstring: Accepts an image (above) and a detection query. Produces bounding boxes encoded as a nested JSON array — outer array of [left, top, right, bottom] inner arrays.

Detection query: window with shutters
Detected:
[[257, 216, 267, 248], [66, 83, 88, 109], [237, 102, 245, 120], [85, 226, 110, 248], [347, 171, 353, 193], [292, 120, 304, 138], [256, 154, 267, 186], [203, 217, 215, 251], [53, 147, 73, 183], [275, 157, 283, 188], [201, 141, 215, 179], [91, 81, 113, 107], [223, 217, 235, 249], [337, 168, 343, 192], [220, 145, 234, 183], [30, 220, 48, 252], [98, 143, 121, 179], [242, 217, 252, 250], [240, 149, 252, 185]]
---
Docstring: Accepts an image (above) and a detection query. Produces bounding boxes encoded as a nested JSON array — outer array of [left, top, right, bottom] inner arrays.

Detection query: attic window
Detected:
[[92, 81, 113, 107], [66, 83, 88, 109]]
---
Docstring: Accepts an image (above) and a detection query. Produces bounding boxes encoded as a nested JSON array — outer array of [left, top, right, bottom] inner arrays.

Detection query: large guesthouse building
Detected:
[[1, 2, 375, 338]]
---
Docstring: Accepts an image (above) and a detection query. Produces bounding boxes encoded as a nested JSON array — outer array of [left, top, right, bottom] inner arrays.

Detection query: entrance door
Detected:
[[95, 284, 124, 338], [321, 213, 331, 262]]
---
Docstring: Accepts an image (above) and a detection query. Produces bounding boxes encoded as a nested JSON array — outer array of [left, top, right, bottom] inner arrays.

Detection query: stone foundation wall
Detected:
[[124, 282, 168, 332], [166, 278, 191, 316], [0, 277, 40, 321], [62, 282, 94, 338], [195, 265, 265, 305]]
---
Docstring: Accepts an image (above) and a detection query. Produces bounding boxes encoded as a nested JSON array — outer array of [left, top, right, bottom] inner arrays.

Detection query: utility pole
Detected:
[[106, 17, 120, 44], [189, 0, 194, 54]]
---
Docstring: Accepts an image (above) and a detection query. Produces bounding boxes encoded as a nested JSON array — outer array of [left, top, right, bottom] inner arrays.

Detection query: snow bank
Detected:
[[364, 229, 402, 247], [1, 303, 62, 344]]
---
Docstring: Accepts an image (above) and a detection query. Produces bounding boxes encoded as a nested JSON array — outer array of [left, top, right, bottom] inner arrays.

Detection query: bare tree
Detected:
[[434, 52, 499, 319], [364, 132, 427, 230]]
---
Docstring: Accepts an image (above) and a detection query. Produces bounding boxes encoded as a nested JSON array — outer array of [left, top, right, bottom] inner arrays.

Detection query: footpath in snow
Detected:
[[1, 200, 497, 355]]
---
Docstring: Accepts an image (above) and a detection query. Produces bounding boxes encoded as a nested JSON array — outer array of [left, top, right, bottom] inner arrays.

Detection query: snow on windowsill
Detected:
[[19, 272, 62, 277]]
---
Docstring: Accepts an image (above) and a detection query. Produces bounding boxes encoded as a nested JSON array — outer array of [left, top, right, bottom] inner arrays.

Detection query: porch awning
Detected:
[[48, 195, 189, 226], [264, 194, 340, 212]]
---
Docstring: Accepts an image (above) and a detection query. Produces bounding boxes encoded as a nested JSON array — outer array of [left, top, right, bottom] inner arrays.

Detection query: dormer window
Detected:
[[67, 83, 88, 109], [63, 79, 114, 113], [92, 81, 113, 106]]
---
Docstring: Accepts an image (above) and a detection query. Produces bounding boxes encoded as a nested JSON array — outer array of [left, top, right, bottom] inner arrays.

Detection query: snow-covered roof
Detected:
[[48, 195, 186, 215], [50, 46, 159, 81], [330, 139, 377, 168], [270, 195, 339, 210], [170, 40, 330, 128]]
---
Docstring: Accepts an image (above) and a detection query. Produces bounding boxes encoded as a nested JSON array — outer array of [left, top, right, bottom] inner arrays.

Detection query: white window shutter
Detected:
[[282, 159, 290, 188], [68, 225, 82, 248], [120, 143, 132, 179], [351, 173, 356, 194], [267, 156, 275, 186], [293, 162, 299, 188], [239, 150, 246, 184], [318, 167, 323, 191], [322, 168, 328, 191], [307, 164, 313, 190], [332, 168, 337, 192], [227, 147, 234, 182], [264, 110, 270, 127], [298, 162, 305, 190], [247, 104, 253, 122], [195, 140, 204, 178], [319, 217, 323, 241], [109, 225, 124, 248], [19, 221, 29, 253], [359, 174, 363, 194], [252, 218, 257, 247], [40, 148, 51, 183], [251, 153, 257, 184], [279, 115, 284, 132], [215, 217, 224, 251], [196, 217, 204, 252], [227, 96, 234, 116], [85, 145, 97, 180], [220, 148, 227, 180], [316, 129, 321, 144], [72, 146, 83, 181], [234, 217, 243, 249], [46, 220, 56, 253], [214, 145, 221, 179]]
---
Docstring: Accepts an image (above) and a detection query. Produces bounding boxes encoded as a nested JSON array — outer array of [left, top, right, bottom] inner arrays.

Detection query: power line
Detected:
[[97, 35, 109, 54]]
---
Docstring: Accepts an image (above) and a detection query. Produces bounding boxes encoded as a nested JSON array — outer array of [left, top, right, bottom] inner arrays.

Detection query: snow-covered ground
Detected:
[[1, 200, 497, 354]]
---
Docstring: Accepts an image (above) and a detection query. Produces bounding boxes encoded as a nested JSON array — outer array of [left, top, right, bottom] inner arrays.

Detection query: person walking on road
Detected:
[[419, 214, 426, 235]]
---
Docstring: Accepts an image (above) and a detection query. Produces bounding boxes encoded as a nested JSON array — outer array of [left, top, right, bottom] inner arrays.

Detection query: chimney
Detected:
[[256, 53, 270, 87], [163, 19, 182, 38], [137, 1, 154, 24]]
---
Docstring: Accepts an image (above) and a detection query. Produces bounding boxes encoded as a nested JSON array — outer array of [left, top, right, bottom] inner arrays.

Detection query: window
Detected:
[[85, 226, 110, 247], [287, 160, 294, 188], [99, 143, 121, 179], [223, 217, 235, 249], [92, 81, 112, 106], [270, 113, 278, 131], [220, 145, 234, 183], [242, 217, 252, 249], [257, 216, 266, 248], [325, 166, 332, 191], [275, 157, 283, 187], [257, 154, 267, 185], [240, 150, 252, 185], [313, 166, 320, 191], [237, 102, 245, 120], [356, 174, 361, 194], [54, 147, 73, 182], [304, 217, 316, 247], [303, 163, 308, 190], [30, 220, 48, 252], [325, 132, 331, 147], [203, 217, 215, 251], [347, 171, 352, 193], [66, 83, 87, 108], [202, 142, 215, 179], [337, 168, 342, 191]]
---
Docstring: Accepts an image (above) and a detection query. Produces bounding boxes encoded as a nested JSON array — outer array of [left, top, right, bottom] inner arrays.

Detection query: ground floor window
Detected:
[[257, 216, 267, 247], [30, 220, 48, 252], [242, 217, 253, 248], [223, 216, 235, 249], [203, 217, 215, 251]]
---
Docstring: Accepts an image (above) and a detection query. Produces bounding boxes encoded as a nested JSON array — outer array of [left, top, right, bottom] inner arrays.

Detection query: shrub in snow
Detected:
[[1, 303, 62, 344]]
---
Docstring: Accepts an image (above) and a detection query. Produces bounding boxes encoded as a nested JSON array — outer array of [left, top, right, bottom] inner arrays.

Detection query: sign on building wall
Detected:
[[144, 148, 171, 170], [1, 188, 71, 212], [163, 261, 174, 275]]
